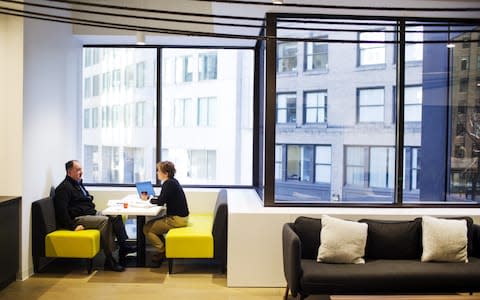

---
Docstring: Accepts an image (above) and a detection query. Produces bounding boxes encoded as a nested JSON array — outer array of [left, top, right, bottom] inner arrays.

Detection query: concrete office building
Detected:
[[274, 24, 423, 202]]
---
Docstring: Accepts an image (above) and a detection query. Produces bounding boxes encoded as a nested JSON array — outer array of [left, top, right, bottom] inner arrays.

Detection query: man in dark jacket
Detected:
[[54, 160, 135, 271]]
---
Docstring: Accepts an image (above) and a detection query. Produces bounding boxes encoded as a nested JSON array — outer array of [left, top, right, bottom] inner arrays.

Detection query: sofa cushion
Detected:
[[317, 215, 368, 264], [421, 216, 468, 263], [444, 216, 474, 256], [300, 257, 480, 295], [294, 216, 322, 259], [359, 218, 421, 259]]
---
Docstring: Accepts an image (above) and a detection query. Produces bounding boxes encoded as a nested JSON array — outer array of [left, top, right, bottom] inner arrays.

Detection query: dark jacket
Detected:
[[155, 177, 189, 217], [53, 176, 96, 230]]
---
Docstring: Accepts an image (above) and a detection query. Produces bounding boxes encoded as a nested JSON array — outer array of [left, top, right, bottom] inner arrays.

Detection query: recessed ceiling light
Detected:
[[272, 0, 283, 4]]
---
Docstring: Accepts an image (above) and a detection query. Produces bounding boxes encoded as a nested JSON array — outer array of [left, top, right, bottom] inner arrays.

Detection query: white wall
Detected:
[[0, 13, 23, 196], [21, 15, 82, 279], [89, 187, 219, 213]]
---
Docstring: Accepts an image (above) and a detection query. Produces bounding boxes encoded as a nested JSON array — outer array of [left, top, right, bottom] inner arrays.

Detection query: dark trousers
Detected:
[[108, 214, 129, 245], [74, 214, 129, 256]]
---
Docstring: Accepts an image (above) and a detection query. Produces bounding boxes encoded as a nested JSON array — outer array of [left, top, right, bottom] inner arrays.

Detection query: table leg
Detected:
[[136, 216, 146, 267]]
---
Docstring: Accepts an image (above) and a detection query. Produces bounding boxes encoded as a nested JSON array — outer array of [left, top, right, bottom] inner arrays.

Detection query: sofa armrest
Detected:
[[282, 223, 302, 295], [472, 223, 480, 258]]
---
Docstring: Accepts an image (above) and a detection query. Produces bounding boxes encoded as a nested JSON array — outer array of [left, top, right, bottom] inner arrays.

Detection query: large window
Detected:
[[82, 47, 254, 185], [269, 16, 480, 204], [82, 48, 157, 184], [161, 48, 254, 185]]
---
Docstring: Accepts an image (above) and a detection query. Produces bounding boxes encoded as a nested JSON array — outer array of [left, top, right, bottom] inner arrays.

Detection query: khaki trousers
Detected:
[[143, 215, 188, 254]]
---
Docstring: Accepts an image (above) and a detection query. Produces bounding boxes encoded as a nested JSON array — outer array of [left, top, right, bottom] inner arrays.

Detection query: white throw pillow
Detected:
[[317, 215, 368, 264], [421, 216, 468, 263]]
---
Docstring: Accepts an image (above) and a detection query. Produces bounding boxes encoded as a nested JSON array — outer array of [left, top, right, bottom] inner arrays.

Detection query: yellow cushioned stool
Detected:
[[46, 229, 100, 258], [160, 189, 228, 274], [166, 214, 214, 272], [32, 196, 102, 274]]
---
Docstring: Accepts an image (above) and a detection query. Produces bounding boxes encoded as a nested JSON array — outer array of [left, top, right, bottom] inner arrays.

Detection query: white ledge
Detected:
[[227, 189, 480, 218]]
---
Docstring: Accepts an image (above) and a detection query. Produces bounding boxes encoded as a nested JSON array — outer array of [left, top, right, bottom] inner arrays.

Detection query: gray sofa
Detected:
[[282, 216, 480, 300]]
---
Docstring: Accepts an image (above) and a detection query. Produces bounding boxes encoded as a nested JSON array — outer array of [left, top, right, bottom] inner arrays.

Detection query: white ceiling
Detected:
[[68, 0, 480, 46]]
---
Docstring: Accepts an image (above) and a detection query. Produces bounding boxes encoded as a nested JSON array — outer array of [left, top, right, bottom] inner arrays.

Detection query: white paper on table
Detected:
[[129, 201, 157, 208], [107, 199, 124, 207]]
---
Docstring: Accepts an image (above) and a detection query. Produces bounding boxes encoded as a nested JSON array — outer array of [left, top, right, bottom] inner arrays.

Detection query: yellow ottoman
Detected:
[[45, 229, 100, 258]]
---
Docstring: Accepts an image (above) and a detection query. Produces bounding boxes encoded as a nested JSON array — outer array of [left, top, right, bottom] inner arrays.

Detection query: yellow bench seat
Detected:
[[45, 229, 100, 259], [165, 214, 214, 259]]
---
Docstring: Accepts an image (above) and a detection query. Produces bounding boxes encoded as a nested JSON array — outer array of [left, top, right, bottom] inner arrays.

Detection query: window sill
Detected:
[[356, 64, 387, 71], [276, 71, 298, 78], [302, 69, 329, 76], [302, 123, 328, 129]]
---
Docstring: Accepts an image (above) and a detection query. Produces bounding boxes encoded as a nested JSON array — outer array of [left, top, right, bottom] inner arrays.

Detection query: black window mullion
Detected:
[[395, 20, 406, 204], [264, 13, 278, 206], [156, 48, 162, 186]]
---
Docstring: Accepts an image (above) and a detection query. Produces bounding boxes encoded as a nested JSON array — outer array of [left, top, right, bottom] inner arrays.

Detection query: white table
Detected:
[[102, 195, 164, 267]]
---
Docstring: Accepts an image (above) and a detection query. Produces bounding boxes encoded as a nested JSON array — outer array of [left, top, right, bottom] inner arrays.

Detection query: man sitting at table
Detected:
[[53, 160, 136, 272]]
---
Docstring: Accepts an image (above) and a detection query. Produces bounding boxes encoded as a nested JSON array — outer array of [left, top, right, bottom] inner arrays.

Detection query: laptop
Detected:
[[135, 181, 156, 198]]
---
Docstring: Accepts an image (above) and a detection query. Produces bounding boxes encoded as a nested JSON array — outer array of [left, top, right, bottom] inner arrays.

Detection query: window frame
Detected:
[[263, 13, 480, 207], [277, 41, 298, 73], [357, 87, 385, 123], [357, 30, 387, 67], [82, 45, 258, 188], [276, 92, 297, 124], [303, 90, 327, 124], [198, 52, 218, 81], [304, 37, 328, 71], [275, 144, 332, 184]]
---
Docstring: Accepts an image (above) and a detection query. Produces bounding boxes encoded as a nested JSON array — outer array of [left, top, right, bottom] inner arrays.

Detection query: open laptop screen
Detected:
[[135, 181, 155, 198]]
